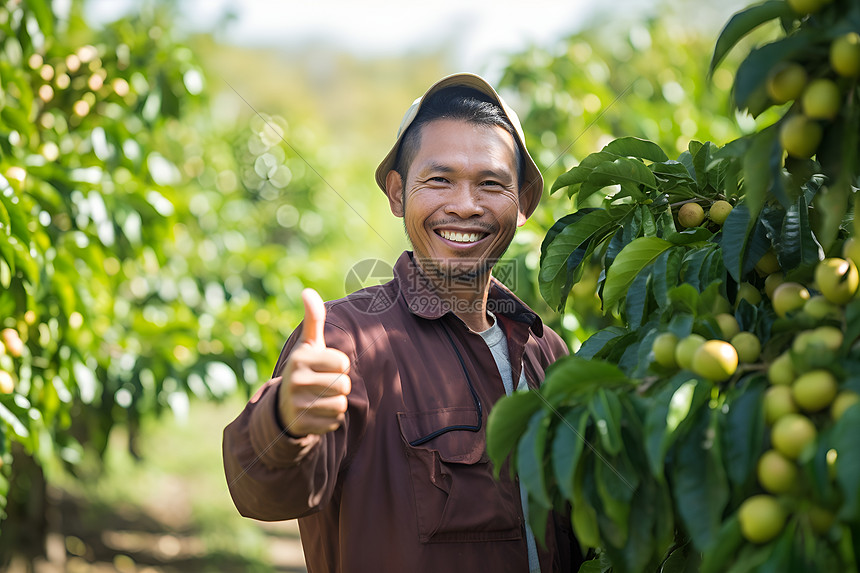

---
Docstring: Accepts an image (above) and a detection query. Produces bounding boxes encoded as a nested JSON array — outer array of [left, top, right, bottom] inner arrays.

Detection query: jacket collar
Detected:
[[393, 251, 544, 336]]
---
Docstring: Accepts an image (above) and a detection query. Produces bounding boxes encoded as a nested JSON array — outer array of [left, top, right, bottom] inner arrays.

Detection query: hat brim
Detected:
[[374, 73, 543, 219]]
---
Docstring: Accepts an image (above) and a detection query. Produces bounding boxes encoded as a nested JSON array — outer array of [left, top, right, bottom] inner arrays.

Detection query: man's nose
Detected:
[[445, 185, 484, 218]]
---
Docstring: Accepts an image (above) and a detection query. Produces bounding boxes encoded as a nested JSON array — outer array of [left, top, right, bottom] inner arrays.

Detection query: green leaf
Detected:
[[551, 151, 619, 194], [24, 0, 55, 37], [722, 377, 766, 488], [486, 391, 542, 476], [709, 1, 794, 76], [551, 407, 589, 502], [720, 201, 750, 283], [582, 158, 658, 202], [576, 326, 626, 360], [667, 283, 700, 315], [603, 237, 673, 312], [572, 495, 601, 550], [0, 401, 29, 438], [652, 247, 683, 307], [664, 227, 712, 245], [540, 209, 615, 283], [577, 560, 602, 573], [625, 266, 651, 330], [0, 107, 33, 138], [742, 127, 779, 218], [701, 515, 744, 573], [673, 407, 730, 551], [833, 402, 860, 521], [542, 356, 632, 404], [602, 137, 668, 162], [777, 194, 822, 270], [0, 198, 9, 237], [517, 409, 552, 508], [589, 388, 623, 456]]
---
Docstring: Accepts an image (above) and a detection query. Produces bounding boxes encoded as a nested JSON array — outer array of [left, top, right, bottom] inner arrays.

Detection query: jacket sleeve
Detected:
[[222, 317, 365, 521]]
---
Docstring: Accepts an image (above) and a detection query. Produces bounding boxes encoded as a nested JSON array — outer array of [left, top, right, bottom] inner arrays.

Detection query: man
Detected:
[[223, 73, 582, 572]]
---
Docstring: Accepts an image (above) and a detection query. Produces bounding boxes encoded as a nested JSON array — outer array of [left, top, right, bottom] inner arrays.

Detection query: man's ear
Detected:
[[516, 207, 527, 227], [385, 170, 404, 217]]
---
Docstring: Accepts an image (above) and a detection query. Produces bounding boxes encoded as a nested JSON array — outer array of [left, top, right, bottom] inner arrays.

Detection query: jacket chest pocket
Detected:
[[397, 408, 523, 544]]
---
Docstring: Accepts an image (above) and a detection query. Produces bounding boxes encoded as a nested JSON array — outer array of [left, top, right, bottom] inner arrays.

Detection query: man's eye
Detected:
[[482, 180, 503, 187], [429, 177, 448, 183]]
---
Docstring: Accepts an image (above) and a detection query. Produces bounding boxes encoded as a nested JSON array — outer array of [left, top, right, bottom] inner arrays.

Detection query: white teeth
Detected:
[[440, 230, 483, 243]]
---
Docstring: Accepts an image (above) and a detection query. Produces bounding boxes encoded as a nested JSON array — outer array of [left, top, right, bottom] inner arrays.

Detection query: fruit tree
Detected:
[[487, 0, 860, 570]]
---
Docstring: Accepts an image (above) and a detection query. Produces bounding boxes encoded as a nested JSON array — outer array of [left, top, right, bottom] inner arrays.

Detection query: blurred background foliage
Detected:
[[0, 0, 761, 569]]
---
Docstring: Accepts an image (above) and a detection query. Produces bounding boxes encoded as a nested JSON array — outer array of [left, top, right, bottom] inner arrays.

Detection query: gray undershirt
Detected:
[[476, 312, 541, 573]]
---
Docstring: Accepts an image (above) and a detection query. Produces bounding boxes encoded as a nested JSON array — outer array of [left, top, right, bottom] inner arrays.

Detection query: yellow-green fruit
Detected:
[[792, 369, 838, 412], [779, 115, 823, 159], [731, 332, 762, 363], [791, 330, 821, 355], [825, 448, 838, 479], [842, 237, 860, 268], [765, 272, 785, 299], [756, 251, 782, 276], [803, 295, 840, 319], [766, 62, 808, 103], [4, 167, 26, 191], [827, 448, 838, 479], [736, 282, 763, 307], [652, 332, 679, 368], [831, 33, 860, 77], [764, 385, 799, 425], [772, 282, 810, 317], [0, 371, 13, 394], [802, 79, 841, 121], [768, 353, 795, 386], [771, 413, 817, 459], [808, 505, 836, 534], [709, 200, 733, 225], [675, 334, 706, 371], [678, 202, 705, 228], [815, 257, 859, 305], [715, 313, 740, 340], [757, 449, 798, 494], [787, 0, 833, 15], [738, 495, 787, 544], [811, 325, 843, 351], [691, 339, 739, 382], [831, 390, 860, 421]]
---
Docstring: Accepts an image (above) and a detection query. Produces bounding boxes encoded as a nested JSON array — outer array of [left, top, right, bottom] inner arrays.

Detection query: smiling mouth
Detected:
[[437, 229, 489, 244]]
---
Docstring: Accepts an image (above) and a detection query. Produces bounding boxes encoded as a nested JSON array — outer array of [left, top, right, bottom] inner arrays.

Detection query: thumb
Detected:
[[301, 288, 326, 347]]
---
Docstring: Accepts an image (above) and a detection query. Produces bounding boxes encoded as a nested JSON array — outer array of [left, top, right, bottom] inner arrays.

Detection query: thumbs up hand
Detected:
[[278, 289, 352, 436]]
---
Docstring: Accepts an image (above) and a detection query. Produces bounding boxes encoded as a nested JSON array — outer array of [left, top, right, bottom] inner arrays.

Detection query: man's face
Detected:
[[386, 118, 526, 284]]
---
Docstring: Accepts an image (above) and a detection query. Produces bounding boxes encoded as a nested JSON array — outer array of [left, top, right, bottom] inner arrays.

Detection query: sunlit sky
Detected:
[[85, 0, 750, 76]]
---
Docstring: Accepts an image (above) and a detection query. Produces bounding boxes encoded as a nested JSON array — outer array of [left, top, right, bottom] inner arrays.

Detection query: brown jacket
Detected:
[[223, 251, 581, 572]]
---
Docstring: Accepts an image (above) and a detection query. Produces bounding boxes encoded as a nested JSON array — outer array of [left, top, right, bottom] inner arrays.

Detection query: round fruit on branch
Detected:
[[652, 332, 679, 368], [691, 339, 739, 382], [801, 79, 841, 121], [814, 257, 859, 305], [771, 282, 811, 317], [831, 33, 860, 77], [771, 413, 817, 460], [779, 115, 823, 159], [738, 495, 787, 544], [766, 61, 808, 104], [708, 200, 733, 225], [678, 202, 705, 228]]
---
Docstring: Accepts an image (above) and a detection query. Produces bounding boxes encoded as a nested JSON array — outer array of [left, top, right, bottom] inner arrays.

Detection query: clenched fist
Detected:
[[278, 288, 351, 436]]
